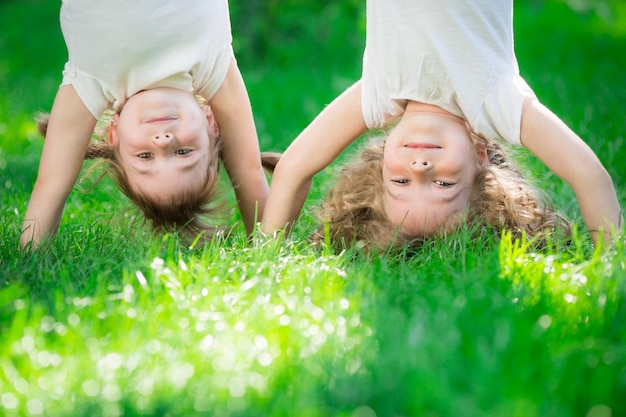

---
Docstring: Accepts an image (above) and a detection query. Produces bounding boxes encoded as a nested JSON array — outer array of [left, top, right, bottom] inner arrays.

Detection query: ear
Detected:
[[202, 104, 220, 138], [109, 114, 120, 148], [474, 141, 489, 169]]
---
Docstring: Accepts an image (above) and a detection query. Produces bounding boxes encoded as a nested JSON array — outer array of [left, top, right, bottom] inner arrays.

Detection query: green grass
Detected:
[[1, 1, 625, 416]]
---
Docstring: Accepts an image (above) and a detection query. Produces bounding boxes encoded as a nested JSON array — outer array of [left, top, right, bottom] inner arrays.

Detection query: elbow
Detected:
[[583, 160, 614, 189], [273, 155, 314, 186], [563, 156, 613, 191]]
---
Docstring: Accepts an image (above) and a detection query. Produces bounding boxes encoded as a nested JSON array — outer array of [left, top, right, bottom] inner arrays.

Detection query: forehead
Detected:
[[125, 160, 209, 202], [383, 190, 469, 238]]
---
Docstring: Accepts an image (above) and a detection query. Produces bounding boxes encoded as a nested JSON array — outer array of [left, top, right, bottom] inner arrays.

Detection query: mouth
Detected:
[[145, 117, 178, 124], [404, 142, 441, 149]]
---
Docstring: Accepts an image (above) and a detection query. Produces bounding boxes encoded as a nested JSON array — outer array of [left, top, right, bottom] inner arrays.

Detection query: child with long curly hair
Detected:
[[262, 0, 622, 250], [21, 0, 274, 249], [308, 135, 570, 250]]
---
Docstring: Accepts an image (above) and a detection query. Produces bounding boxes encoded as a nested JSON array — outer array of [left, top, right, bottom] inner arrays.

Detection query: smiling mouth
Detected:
[[146, 117, 178, 124], [405, 143, 441, 149]]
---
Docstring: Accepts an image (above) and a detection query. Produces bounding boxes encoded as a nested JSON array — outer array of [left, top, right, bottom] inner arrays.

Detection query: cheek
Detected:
[[444, 153, 474, 176], [461, 156, 483, 181], [382, 150, 404, 174], [115, 117, 146, 147]]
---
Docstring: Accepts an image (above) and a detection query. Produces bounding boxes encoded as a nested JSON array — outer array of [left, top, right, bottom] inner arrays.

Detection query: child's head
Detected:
[[105, 88, 222, 233], [37, 89, 223, 235], [109, 88, 220, 206], [381, 112, 489, 238], [312, 118, 569, 251]]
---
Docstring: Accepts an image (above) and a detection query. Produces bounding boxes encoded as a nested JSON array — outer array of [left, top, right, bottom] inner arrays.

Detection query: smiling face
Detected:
[[109, 88, 219, 203], [382, 108, 488, 238]]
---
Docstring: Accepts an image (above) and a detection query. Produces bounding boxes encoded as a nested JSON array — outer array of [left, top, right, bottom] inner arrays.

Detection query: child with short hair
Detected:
[[262, 0, 622, 250], [21, 0, 273, 249]]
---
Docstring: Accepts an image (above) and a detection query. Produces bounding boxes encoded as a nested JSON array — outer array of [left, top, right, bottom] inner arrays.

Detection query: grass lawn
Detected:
[[1, 1, 625, 416]]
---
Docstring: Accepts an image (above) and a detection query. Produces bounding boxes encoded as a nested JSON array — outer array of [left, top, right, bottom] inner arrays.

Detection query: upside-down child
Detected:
[[21, 0, 275, 249], [262, 0, 622, 250]]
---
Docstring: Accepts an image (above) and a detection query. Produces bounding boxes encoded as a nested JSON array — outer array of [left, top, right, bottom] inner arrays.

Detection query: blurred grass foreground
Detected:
[[1, 1, 626, 416]]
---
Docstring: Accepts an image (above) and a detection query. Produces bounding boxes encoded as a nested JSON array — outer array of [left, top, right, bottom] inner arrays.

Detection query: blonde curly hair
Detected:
[[311, 133, 570, 251]]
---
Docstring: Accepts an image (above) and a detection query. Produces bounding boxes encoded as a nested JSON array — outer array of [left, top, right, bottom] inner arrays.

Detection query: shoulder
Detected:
[[471, 75, 536, 145]]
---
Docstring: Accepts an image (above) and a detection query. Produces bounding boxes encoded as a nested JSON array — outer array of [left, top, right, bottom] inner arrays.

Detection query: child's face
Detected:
[[382, 112, 487, 238], [110, 88, 219, 202]]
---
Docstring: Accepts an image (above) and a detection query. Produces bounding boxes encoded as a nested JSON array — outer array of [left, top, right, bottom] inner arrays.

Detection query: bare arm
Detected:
[[210, 58, 269, 235], [261, 81, 368, 234], [20, 85, 97, 249], [520, 98, 622, 245]]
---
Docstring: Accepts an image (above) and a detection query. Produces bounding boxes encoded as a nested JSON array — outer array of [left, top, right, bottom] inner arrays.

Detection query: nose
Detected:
[[410, 159, 432, 171], [152, 132, 174, 147]]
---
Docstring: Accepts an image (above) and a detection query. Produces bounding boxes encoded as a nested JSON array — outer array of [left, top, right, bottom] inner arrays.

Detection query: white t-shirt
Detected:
[[361, 0, 535, 145], [60, 0, 234, 118]]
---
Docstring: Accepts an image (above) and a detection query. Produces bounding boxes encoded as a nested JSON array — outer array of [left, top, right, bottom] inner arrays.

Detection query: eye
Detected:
[[137, 152, 152, 159], [434, 180, 453, 187], [392, 179, 410, 184], [175, 148, 191, 155]]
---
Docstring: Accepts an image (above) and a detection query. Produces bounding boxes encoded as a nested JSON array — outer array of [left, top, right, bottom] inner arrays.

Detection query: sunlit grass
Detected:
[[3, 231, 624, 416], [1, 237, 373, 416]]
